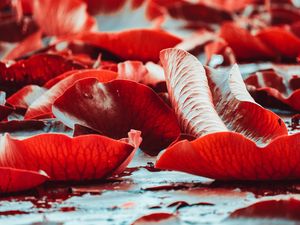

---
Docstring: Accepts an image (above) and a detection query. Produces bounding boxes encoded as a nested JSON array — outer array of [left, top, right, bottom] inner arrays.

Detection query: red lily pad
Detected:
[[53, 79, 180, 155], [0, 130, 141, 181], [0, 53, 85, 95], [0, 167, 49, 193], [75, 29, 182, 62], [156, 48, 298, 180], [25, 69, 117, 119]]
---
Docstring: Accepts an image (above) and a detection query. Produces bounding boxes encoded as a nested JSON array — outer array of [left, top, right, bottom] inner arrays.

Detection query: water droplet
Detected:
[[83, 93, 93, 99]]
